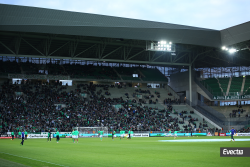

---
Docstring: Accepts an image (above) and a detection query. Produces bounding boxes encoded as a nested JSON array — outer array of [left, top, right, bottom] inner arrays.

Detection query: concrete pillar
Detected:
[[189, 65, 192, 103]]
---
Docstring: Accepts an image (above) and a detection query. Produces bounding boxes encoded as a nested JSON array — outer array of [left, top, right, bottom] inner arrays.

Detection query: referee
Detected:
[[230, 127, 236, 142], [20, 131, 25, 145]]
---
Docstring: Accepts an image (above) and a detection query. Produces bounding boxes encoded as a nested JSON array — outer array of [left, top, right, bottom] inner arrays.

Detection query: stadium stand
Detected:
[[0, 61, 168, 82], [114, 67, 141, 81], [210, 106, 250, 119], [201, 78, 222, 95], [239, 125, 250, 133], [20, 62, 40, 75], [114, 67, 168, 82], [229, 77, 243, 93], [139, 68, 168, 82], [0, 79, 217, 133], [243, 76, 250, 95], [0, 60, 21, 76], [218, 78, 230, 94]]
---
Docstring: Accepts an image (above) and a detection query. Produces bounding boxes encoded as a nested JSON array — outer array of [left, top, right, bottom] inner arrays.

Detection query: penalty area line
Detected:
[[0, 152, 68, 167]]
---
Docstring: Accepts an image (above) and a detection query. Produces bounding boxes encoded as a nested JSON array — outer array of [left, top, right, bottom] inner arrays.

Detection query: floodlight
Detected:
[[147, 41, 175, 52], [229, 48, 237, 53], [222, 46, 226, 50]]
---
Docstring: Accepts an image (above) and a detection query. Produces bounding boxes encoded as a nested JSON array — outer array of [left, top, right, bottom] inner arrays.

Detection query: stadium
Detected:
[[0, 2, 250, 167]]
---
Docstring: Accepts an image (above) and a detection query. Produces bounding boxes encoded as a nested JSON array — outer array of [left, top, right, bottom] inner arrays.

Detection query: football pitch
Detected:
[[0, 136, 249, 167]]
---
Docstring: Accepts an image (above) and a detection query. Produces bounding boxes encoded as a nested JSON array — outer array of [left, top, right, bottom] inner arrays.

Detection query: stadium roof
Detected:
[[0, 4, 250, 68]]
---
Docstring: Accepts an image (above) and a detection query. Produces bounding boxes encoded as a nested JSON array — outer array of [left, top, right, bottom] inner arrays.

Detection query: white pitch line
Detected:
[[159, 139, 250, 142], [0, 152, 69, 167]]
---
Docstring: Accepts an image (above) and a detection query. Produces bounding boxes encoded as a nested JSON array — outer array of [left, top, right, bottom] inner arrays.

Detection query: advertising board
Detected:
[[219, 133, 226, 136], [149, 133, 207, 137], [207, 132, 212, 136], [27, 134, 48, 138], [132, 133, 149, 137], [237, 133, 250, 136], [0, 137, 16, 139]]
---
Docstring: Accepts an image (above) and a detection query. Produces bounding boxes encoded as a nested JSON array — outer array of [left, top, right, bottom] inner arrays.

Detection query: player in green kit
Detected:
[[75, 130, 79, 143], [130, 130, 133, 139], [127, 130, 131, 140], [72, 130, 75, 143], [18, 131, 21, 139], [11, 131, 14, 140], [120, 130, 125, 140], [174, 130, 182, 139], [25, 131, 27, 140], [56, 130, 60, 143], [98, 130, 103, 141], [112, 130, 116, 140], [47, 131, 51, 142]]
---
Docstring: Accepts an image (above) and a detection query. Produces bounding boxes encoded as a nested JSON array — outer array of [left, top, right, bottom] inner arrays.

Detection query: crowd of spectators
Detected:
[[1, 80, 211, 134], [238, 127, 250, 133], [164, 98, 181, 105], [229, 108, 245, 118]]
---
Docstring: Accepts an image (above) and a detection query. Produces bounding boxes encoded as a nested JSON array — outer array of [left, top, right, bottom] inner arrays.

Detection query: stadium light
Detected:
[[221, 46, 238, 54], [229, 48, 237, 54], [147, 40, 175, 53]]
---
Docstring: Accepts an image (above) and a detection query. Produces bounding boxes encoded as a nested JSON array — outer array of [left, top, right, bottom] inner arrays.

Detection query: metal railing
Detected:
[[227, 92, 241, 96]]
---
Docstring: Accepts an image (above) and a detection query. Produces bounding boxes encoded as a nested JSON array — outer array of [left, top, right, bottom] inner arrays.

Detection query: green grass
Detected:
[[0, 136, 250, 167], [0, 158, 29, 167]]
